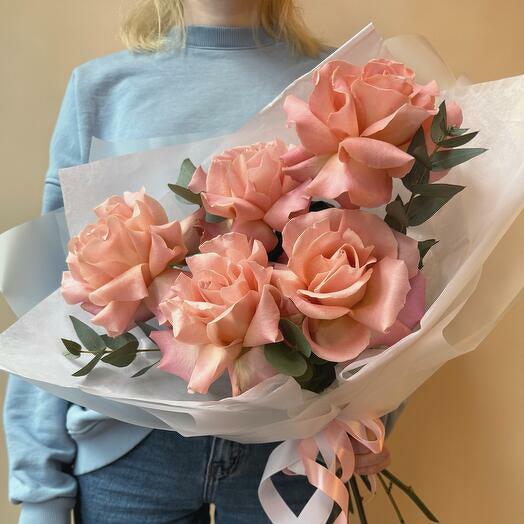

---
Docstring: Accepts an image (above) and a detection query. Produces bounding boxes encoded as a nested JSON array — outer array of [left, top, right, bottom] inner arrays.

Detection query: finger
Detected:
[[354, 451, 391, 475], [354, 448, 391, 470]]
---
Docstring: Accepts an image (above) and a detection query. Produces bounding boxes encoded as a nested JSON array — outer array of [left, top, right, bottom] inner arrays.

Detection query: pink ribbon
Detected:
[[258, 416, 385, 523]]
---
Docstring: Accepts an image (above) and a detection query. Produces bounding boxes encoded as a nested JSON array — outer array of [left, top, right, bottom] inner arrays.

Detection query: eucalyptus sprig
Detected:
[[62, 316, 161, 378], [263, 318, 337, 393], [385, 101, 487, 268]]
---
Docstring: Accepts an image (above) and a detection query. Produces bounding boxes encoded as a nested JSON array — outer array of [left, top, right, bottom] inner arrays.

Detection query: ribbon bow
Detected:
[[258, 415, 385, 523]]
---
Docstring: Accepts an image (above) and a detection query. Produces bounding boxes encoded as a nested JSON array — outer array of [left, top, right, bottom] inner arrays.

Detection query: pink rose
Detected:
[[61, 189, 203, 337], [153, 232, 282, 395], [272, 208, 426, 362], [188, 139, 311, 251], [282, 59, 439, 207]]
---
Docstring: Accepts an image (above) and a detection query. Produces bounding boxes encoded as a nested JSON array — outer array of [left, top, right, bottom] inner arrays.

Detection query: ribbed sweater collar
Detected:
[[168, 25, 277, 49]]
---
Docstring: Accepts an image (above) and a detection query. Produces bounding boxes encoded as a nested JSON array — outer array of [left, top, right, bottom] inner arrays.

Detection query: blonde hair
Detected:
[[120, 0, 326, 57]]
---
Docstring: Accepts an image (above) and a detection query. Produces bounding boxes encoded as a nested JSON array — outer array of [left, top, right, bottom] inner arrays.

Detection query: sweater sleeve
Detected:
[[3, 69, 85, 524]]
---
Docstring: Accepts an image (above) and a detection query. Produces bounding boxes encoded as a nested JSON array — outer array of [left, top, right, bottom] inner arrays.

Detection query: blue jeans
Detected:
[[75, 429, 316, 523]]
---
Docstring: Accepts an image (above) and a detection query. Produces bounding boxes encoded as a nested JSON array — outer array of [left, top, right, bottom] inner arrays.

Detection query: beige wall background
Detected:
[[1, 1, 523, 522]]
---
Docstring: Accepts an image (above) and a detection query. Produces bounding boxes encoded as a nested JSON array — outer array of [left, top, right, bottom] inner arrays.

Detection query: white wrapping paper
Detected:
[[0, 24, 523, 446]]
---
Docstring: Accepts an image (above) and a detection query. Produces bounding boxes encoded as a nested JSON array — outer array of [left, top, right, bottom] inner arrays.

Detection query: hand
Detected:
[[352, 439, 391, 476]]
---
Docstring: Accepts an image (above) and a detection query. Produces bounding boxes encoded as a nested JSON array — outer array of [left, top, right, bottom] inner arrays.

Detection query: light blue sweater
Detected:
[[3, 25, 405, 524]]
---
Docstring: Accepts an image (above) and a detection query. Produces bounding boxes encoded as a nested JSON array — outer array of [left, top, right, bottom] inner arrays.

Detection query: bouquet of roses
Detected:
[[57, 55, 483, 521], [1, 25, 523, 524]]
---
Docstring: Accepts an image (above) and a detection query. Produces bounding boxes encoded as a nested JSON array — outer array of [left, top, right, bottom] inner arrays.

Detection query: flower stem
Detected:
[[349, 476, 368, 524], [378, 472, 405, 523], [381, 469, 439, 522]]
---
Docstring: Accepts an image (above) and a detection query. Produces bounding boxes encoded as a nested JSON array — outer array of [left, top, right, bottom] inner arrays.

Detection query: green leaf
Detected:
[[431, 148, 487, 171], [418, 239, 439, 269], [295, 362, 314, 386], [438, 131, 478, 148], [167, 184, 202, 206], [385, 196, 408, 231], [447, 127, 469, 137], [407, 195, 455, 226], [63, 350, 80, 360], [431, 101, 448, 144], [102, 333, 138, 350], [69, 316, 105, 352], [72, 353, 104, 377], [61, 338, 81, 356], [408, 127, 431, 169], [136, 322, 157, 342], [264, 343, 307, 377], [101, 340, 139, 367], [402, 160, 429, 191], [402, 128, 430, 190], [411, 183, 465, 198], [131, 360, 161, 378], [177, 158, 197, 189], [279, 318, 312, 357]]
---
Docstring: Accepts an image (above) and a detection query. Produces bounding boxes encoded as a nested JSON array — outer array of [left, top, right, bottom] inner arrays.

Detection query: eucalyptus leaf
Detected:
[[403, 128, 430, 190], [418, 239, 439, 269], [131, 360, 161, 378], [177, 158, 197, 189], [102, 332, 138, 350], [411, 183, 465, 198], [279, 318, 312, 357], [61, 338, 81, 356], [72, 352, 104, 377], [431, 101, 448, 144], [431, 148, 487, 171], [296, 362, 315, 386], [69, 316, 105, 352], [136, 322, 159, 344], [401, 160, 428, 191], [264, 343, 307, 377], [101, 340, 139, 367], [407, 195, 451, 226], [408, 127, 431, 168], [438, 131, 478, 148], [447, 127, 469, 137], [385, 196, 408, 230], [63, 350, 80, 360], [167, 184, 202, 206]]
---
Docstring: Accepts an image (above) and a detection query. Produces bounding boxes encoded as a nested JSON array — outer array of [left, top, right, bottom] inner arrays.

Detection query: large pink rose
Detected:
[[282, 59, 439, 207], [188, 139, 311, 251], [152, 232, 282, 395], [272, 208, 426, 362], [61, 189, 203, 337]]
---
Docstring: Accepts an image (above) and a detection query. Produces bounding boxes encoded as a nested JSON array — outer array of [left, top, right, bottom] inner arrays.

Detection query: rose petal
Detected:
[[303, 316, 371, 362], [392, 230, 420, 279], [88, 264, 150, 307], [350, 257, 410, 332], [397, 272, 426, 329], [90, 300, 141, 337], [283, 95, 340, 155], [243, 285, 283, 347], [228, 346, 278, 396]]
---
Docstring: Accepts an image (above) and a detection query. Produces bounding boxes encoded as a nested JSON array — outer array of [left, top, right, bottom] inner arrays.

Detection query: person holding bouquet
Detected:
[[3, 1, 397, 523]]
